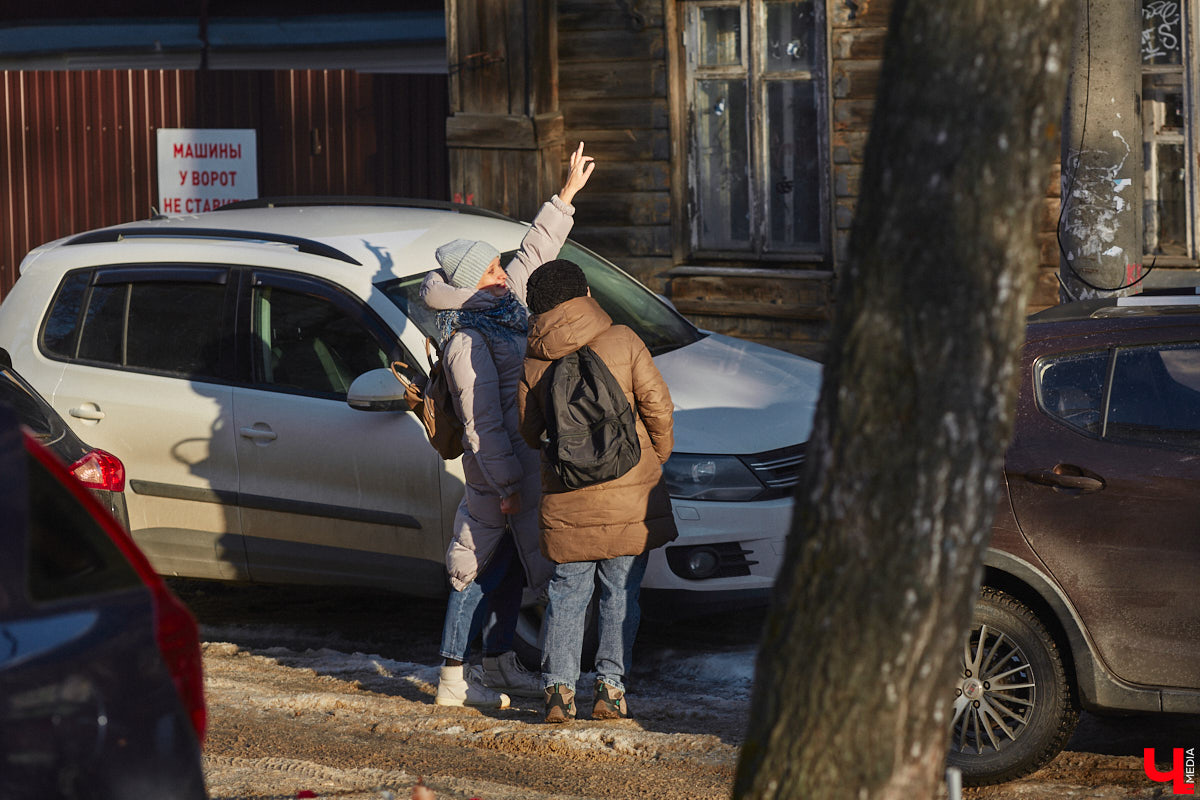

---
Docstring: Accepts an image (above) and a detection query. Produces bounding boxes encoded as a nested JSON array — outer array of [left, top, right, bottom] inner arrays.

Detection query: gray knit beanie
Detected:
[[435, 238, 501, 289]]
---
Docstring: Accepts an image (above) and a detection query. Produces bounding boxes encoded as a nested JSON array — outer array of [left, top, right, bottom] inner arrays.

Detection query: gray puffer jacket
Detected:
[[419, 196, 575, 592]]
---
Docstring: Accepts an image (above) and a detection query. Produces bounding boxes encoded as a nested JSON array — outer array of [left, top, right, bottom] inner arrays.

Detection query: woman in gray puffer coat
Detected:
[[421, 143, 594, 709]]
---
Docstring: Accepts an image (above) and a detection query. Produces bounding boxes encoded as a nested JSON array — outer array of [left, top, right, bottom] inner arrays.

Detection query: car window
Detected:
[[45, 271, 229, 380], [555, 241, 702, 355], [380, 240, 703, 356], [26, 450, 140, 603], [1107, 344, 1200, 446], [1035, 351, 1109, 434], [40, 270, 91, 357], [0, 370, 63, 444], [251, 285, 391, 398]]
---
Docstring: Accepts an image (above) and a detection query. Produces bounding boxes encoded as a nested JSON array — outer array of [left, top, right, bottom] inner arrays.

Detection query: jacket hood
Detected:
[[526, 295, 613, 361]]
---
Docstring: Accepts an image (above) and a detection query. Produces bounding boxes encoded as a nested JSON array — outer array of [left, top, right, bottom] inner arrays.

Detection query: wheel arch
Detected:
[[981, 549, 1162, 714]]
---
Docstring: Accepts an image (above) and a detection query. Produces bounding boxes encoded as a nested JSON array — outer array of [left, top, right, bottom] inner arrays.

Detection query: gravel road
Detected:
[[173, 580, 1200, 800]]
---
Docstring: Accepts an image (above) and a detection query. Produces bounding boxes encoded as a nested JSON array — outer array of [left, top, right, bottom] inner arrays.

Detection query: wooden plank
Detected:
[[1036, 197, 1061, 233], [828, 0, 892, 30], [831, 60, 882, 101], [674, 295, 832, 320], [834, 163, 862, 198], [573, 159, 670, 193], [559, 28, 666, 62], [833, 98, 875, 131], [831, 130, 869, 164], [834, 197, 857, 230], [446, 113, 538, 149], [571, 223, 672, 257], [560, 62, 666, 99], [671, 273, 832, 306], [560, 98, 669, 130], [831, 28, 888, 60], [559, 0, 664, 31], [574, 190, 671, 226], [560, 127, 671, 160], [1037, 231, 1061, 268]]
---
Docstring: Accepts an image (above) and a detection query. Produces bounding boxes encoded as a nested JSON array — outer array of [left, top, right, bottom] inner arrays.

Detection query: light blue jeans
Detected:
[[541, 552, 649, 693], [439, 532, 524, 661]]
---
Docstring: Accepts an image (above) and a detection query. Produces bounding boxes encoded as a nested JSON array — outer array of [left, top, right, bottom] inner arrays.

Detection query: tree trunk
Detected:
[[733, 1, 1075, 798]]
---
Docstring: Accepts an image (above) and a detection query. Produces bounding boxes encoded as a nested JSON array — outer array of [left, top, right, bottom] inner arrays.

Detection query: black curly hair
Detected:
[[527, 259, 589, 315]]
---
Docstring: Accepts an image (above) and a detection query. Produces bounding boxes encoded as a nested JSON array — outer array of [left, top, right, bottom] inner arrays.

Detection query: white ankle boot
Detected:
[[435, 664, 510, 708]]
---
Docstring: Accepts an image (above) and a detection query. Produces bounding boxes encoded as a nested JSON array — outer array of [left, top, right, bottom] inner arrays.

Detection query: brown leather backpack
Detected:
[[393, 337, 464, 460]]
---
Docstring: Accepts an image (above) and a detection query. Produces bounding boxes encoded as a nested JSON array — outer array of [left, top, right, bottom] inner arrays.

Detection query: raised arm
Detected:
[[506, 142, 596, 305]]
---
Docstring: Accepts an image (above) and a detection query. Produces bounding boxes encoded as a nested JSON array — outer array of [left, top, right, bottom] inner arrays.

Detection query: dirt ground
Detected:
[[176, 581, 1200, 800]]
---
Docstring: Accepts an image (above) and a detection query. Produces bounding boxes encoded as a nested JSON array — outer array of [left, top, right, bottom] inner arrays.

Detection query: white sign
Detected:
[[157, 128, 258, 215]]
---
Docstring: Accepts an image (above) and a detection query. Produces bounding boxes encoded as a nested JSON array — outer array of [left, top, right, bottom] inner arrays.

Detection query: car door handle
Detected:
[[239, 427, 277, 442], [1025, 470, 1104, 493], [69, 404, 106, 421]]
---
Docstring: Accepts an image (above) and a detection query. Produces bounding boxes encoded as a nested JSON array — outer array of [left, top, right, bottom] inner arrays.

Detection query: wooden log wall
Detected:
[[556, 0, 1062, 359], [556, 0, 674, 289]]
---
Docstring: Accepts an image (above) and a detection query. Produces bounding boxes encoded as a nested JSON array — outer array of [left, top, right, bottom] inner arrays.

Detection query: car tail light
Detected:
[[24, 435, 207, 743], [69, 448, 126, 492]]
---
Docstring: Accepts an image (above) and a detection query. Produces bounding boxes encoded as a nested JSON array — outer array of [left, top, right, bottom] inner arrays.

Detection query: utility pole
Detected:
[[1058, 0, 1144, 300]]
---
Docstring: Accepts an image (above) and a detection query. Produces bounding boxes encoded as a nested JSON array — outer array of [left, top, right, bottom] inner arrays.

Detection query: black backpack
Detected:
[[544, 345, 641, 489]]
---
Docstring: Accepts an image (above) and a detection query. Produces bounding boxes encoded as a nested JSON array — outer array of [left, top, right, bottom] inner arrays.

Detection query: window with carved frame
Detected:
[[681, 0, 829, 261], [1142, 0, 1196, 260]]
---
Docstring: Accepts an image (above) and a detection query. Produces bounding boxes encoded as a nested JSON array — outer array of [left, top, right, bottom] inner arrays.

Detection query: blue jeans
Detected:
[[439, 532, 524, 661], [541, 552, 649, 693]]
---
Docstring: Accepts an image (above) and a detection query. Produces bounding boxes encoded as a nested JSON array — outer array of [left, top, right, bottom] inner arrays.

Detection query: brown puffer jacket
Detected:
[[518, 296, 678, 564]]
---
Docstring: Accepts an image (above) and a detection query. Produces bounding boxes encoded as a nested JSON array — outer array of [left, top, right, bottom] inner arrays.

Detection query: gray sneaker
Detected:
[[435, 664, 510, 708], [481, 651, 544, 698]]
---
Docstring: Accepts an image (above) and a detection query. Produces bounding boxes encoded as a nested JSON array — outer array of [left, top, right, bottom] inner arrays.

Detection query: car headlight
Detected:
[[662, 454, 765, 501]]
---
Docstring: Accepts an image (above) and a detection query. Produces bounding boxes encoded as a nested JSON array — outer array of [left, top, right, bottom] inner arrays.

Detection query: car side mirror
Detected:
[[346, 368, 409, 412]]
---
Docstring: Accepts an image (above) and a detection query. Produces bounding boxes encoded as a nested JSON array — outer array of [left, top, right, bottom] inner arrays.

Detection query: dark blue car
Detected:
[[0, 405, 207, 799]]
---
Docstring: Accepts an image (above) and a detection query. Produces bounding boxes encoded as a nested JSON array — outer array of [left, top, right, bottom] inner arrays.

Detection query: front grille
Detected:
[[741, 443, 806, 500]]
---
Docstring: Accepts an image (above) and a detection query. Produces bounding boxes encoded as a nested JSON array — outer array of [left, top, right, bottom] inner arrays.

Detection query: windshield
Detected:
[[380, 239, 703, 356]]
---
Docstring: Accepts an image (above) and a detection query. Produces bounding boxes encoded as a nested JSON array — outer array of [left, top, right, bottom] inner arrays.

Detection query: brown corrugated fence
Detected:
[[1, 69, 449, 299]]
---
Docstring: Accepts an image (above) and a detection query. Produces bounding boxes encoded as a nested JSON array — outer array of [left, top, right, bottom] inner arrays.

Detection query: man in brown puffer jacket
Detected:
[[518, 259, 678, 723]]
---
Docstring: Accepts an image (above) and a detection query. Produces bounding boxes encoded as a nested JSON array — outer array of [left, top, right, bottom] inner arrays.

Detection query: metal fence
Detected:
[[1, 68, 449, 298]]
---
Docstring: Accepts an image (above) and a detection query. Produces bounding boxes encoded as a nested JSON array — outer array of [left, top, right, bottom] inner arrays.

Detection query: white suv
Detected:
[[0, 198, 820, 615]]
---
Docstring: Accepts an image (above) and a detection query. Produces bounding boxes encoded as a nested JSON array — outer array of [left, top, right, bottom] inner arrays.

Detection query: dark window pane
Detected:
[[1142, 1, 1183, 65], [766, 0, 816, 72], [125, 283, 226, 378], [1036, 351, 1109, 434], [767, 80, 821, 248], [1109, 345, 1200, 446], [76, 284, 127, 365], [698, 6, 742, 66], [27, 452, 140, 603], [0, 370, 61, 442], [694, 79, 750, 249], [1144, 142, 1188, 256], [41, 271, 91, 358], [253, 287, 389, 397]]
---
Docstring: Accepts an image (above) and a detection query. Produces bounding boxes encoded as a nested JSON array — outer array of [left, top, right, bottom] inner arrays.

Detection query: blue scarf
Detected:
[[435, 290, 529, 347]]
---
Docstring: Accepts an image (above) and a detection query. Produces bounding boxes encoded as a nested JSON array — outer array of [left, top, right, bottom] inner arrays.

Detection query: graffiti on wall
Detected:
[[1142, 1, 1182, 64]]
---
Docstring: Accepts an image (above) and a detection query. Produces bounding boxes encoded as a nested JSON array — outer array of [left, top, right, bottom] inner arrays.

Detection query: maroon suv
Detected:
[[949, 295, 1200, 784]]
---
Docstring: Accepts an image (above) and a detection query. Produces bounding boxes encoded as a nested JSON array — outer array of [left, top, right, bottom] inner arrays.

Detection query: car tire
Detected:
[[948, 588, 1079, 785], [513, 598, 599, 674]]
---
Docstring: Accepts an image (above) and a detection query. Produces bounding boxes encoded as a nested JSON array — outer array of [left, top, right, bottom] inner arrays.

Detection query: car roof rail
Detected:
[[64, 227, 362, 265], [217, 195, 516, 222]]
